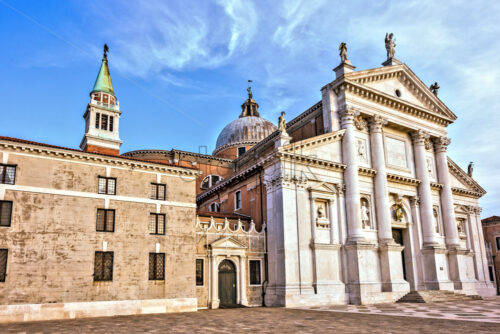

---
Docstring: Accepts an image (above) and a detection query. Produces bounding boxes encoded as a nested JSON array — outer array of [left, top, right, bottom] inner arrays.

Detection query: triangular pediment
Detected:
[[210, 237, 247, 249], [447, 158, 485, 195], [309, 182, 337, 195], [344, 64, 457, 122]]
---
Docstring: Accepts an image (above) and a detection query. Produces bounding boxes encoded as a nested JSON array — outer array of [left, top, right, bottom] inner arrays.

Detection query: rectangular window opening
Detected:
[[94, 251, 113, 281], [149, 253, 165, 280], [98, 176, 116, 195], [96, 209, 115, 232], [101, 114, 108, 130], [0, 201, 13, 227], [149, 213, 165, 235], [249, 260, 261, 285], [0, 249, 7, 282], [235, 190, 241, 210], [95, 112, 100, 129], [109, 116, 114, 132], [150, 183, 166, 200], [196, 259, 204, 286], [0, 164, 16, 185]]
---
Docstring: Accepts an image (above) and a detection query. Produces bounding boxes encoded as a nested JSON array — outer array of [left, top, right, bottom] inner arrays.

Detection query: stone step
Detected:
[[397, 290, 483, 303]]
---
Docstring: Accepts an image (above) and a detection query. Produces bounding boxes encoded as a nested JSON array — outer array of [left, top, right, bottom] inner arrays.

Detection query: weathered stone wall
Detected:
[[0, 148, 197, 310]]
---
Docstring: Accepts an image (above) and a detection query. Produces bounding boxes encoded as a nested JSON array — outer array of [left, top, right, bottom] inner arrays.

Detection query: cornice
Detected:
[[277, 151, 346, 172], [358, 166, 376, 176], [338, 80, 454, 126], [212, 139, 262, 156], [447, 158, 486, 195], [286, 101, 323, 131], [123, 149, 234, 164], [451, 187, 483, 198], [430, 182, 443, 190], [387, 173, 421, 186], [0, 141, 199, 176], [281, 129, 345, 153]]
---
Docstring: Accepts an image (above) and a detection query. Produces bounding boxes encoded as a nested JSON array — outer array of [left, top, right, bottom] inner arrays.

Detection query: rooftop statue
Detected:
[[430, 82, 440, 96], [278, 111, 287, 133], [247, 79, 253, 99], [103, 43, 109, 59], [339, 42, 348, 63], [468, 162, 474, 177], [385, 33, 396, 59]]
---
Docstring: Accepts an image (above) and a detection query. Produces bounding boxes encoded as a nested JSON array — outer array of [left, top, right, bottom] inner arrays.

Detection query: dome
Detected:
[[214, 116, 277, 154]]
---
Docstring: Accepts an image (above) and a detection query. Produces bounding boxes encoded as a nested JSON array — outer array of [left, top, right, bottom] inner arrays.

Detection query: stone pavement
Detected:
[[0, 302, 499, 334], [298, 296, 500, 323]]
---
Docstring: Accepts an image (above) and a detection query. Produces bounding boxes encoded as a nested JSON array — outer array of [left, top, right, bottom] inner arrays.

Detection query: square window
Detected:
[[150, 183, 166, 200], [98, 177, 116, 195], [249, 260, 261, 285], [149, 213, 165, 235], [196, 259, 204, 286], [0, 249, 7, 282], [94, 251, 113, 281], [149, 253, 165, 280], [0, 164, 16, 185], [96, 209, 115, 232], [0, 201, 13, 227]]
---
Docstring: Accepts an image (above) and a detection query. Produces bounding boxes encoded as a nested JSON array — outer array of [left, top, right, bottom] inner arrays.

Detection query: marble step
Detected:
[[396, 290, 483, 303]]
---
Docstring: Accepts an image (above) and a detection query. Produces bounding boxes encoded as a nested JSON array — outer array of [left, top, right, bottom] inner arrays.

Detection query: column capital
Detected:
[[368, 114, 388, 133], [339, 106, 357, 124], [335, 183, 345, 195], [411, 129, 429, 146], [434, 136, 451, 153], [409, 196, 420, 206]]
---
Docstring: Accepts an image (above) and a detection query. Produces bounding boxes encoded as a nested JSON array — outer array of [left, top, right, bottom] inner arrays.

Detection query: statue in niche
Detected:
[[426, 158, 433, 176], [317, 203, 326, 219], [457, 219, 464, 233], [278, 111, 287, 133], [339, 42, 348, 63], [433, 209, 440, 233], [385, 33, 396, 59], [356, 139, 367, 163], [467, 162, 474, 177], [392, 203, 404, 222], [360, 199, 370, 229]]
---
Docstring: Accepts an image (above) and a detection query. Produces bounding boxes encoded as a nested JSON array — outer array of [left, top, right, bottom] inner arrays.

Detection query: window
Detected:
[[496, 237, 500, 251], [249, 260, 261, 285], [96, 209, 115, 232], [0, 201, 13, 227], [200, 175, 223, 190], [235, 190, 241, 210], [94, 251, 113, 281], [98, 176, 116, 195], [101, 114, 108, 130], [109, 116, 114, 132], [150, 183, 166, 200], [95, 113, 100, 129], [209, 202, 220, 212], [238, 147, 246, 157], [489, 266, 495, 282], [196, 259, 204, 286], [149, 213, 165, 235], [0, 249, 7, 282], [149, 253, 165, 280], [0, 164, 16, 185]]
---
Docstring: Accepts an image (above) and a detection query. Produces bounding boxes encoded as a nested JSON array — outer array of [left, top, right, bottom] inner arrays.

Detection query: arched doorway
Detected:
[[218, 260, 237, 306]]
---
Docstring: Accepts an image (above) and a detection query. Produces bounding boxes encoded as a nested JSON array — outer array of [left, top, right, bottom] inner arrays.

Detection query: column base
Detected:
[[210, 299, 220, 309], [379, 241, 410, 293], [422, 244, 455, 291]]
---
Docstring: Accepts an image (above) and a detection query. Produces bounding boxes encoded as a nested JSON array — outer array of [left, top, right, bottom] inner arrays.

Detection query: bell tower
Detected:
[[80, 44, 122, 156]]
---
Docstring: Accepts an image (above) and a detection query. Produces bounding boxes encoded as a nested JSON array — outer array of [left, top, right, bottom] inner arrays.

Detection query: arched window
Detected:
[[201, 175, 223, 190], [209, 202, 220, 212]]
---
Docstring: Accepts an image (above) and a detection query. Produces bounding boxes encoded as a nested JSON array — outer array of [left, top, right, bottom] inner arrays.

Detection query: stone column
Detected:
[[210, 255, 219, 309], [434, 137, 460, 247], [369, 115, 392, 242], [340, 107, 364, 241], [239, 256, 248, 306], [412, 130, 438, 245], [409, 196, 426, 290]]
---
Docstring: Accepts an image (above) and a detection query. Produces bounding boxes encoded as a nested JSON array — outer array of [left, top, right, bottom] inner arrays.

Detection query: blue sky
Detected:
[[0, 0, 499, 216]]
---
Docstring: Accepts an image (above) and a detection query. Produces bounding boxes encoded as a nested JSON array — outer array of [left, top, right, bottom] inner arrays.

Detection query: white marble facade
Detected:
[[262, 57, 495, 306]]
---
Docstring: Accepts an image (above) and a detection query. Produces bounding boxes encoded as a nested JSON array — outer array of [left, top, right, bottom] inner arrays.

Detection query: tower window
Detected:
[[238, 147, 246, 157], [95, 113, 100, 129], [101, 114, 108, 130], [235, 190, 241, 210], [109, 116, 114, 132]]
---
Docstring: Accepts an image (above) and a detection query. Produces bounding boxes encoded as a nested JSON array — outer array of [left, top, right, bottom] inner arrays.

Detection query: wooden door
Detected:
[[218, 260, 236, 305]]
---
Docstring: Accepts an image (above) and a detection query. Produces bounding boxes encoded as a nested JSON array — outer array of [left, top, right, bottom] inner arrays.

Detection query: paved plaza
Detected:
[[0, 299, 499, 333]]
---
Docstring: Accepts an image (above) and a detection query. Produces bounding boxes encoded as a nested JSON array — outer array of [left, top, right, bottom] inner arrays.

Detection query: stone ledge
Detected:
[[0, 298, 198, 324]]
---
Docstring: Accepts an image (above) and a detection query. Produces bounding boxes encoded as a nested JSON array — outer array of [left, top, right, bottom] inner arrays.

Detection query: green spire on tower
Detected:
[[91, 44, 114, 96]]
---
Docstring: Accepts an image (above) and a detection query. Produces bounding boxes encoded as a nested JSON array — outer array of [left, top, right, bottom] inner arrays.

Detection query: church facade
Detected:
[[0, 37, 495, 322]]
